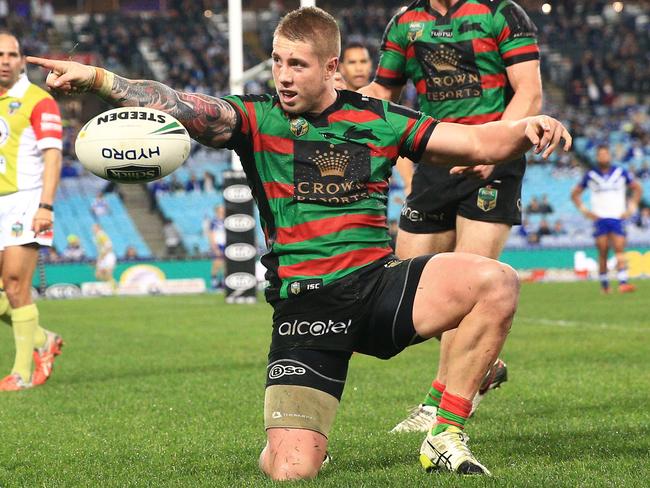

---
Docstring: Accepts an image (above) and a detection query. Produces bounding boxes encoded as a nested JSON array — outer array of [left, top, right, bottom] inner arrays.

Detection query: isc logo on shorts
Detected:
[[268, 363, 307, 379]]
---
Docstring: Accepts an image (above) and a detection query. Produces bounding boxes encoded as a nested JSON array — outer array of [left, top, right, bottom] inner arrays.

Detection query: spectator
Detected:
[[60, 159, 79, 178], [552, 220, 567, 236], [203, 171, 217, 193], [526, 197, 541, 214], [538, 195, 554, 214], [637, 162, 650, 179], [185, 172, 202, 192], [169, 174, 184, 193], [124, 246, 139, 261], [91, 191, 110, 217], [537, 219, 553, 240], [163, 218, 182, 257], [62, 234, 85, 261]]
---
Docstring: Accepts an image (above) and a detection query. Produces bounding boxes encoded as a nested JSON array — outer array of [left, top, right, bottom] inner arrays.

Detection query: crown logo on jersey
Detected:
[[425, 45, 461, 72], [308, 144, 350, 177]]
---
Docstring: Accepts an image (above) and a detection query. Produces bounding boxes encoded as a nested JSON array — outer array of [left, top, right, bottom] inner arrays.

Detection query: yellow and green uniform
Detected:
[[0, 73, 62, 195]]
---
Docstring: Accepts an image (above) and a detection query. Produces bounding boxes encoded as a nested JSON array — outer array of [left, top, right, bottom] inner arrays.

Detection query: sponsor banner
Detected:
[[81, 278, 205, 297], [224, 214, 256, 232], [223, 171, 257, 303], [45, 283, 82, 300]]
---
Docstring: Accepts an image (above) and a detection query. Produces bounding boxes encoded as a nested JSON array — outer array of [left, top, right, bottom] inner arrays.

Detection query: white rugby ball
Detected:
[[75, 107, 191, 183]]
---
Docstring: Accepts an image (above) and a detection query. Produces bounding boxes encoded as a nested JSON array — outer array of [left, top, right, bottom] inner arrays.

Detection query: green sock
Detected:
[[423, 380, 445, 408], [432, 391, 472, 435], [11, 304, 39, 382]]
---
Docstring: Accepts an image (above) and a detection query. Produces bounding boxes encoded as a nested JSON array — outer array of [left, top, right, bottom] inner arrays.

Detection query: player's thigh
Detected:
[[411, 252, 519, 339], [454, 216, 511, 259], [595, 235, 609, 254], [611, 233, 627, 254], [456, 175, 522, 253], [396, 228, 456, 258]]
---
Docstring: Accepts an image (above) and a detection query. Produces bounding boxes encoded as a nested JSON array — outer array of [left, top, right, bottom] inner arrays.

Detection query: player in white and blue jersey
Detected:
[[207, 205, 226, 290], [571, 145, 642, 293]]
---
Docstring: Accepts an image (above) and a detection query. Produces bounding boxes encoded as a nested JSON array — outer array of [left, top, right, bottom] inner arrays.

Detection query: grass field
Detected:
[[0, 280, 648, 487]]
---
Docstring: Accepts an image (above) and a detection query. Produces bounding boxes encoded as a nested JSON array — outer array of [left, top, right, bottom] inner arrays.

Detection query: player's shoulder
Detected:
[[474, 0, 525, 12], [224, 93, 278, 108], [338, 89, 388, 117], [391, 0, 429, 24]]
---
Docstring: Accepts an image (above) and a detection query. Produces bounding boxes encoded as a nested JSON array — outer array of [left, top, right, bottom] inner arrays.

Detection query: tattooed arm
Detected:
[[25, 57, 237, 148], [104, 75, 237, 147]]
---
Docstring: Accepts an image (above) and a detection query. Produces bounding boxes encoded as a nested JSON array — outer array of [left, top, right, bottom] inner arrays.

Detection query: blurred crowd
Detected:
[[7, 0, 647, 258]]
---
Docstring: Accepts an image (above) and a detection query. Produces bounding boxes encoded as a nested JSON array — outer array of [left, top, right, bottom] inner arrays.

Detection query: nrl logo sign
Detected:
[[289, 117, 309, 137]]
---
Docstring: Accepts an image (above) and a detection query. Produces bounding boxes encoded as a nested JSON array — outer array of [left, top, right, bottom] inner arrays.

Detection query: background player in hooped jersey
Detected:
[[27, 6, 571, 478], [0, 31, 64, 391], [360, 0, 543, 432], [571, 145, 642, 294]]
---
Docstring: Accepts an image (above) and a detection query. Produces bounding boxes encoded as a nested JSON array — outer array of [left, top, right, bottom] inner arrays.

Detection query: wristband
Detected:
[[91, 67, 115, 97], [38, 203, 54, 211]]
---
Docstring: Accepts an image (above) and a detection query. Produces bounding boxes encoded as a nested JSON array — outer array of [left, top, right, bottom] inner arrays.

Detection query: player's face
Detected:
[[596, 148, 611, 168], [339, 47, 372, 90], [0, 35, 24, 89], [272, 35, 338, 115]]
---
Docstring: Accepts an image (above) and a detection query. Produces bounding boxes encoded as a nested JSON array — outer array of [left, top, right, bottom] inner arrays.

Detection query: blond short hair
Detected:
[[274, 7, 341, 61]]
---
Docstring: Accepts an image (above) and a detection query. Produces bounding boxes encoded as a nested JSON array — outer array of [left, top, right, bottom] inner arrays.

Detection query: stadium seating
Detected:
[[55, 177, 152, 259]]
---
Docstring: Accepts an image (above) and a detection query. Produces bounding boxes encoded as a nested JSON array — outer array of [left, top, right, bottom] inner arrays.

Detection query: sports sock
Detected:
[[423, 380, 445, 408], [433, 391, 472, 435], [33, 324, 47, 350], [617, 269, 629, 285], [11, 304, 39, 382], [599, 273, 609, 290]]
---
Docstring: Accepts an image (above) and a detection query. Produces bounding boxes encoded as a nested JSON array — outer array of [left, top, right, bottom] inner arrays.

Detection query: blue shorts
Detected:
[[594, 218, 625, 237]]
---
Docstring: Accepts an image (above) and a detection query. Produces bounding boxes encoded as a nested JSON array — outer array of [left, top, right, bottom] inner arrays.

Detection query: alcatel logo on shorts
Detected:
[[277, 319, 352, 337], [268, 363, 307, 380]]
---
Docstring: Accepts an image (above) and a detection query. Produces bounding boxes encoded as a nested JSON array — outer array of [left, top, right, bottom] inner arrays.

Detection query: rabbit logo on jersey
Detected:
[[277, 319, 352, 337]]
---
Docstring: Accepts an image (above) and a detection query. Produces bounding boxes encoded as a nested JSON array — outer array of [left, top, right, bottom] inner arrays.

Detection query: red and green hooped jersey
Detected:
[[375, 0, 539, 125], [223, 91, 437, 302]]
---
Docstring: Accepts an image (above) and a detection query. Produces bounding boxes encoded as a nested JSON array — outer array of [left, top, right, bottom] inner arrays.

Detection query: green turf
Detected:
[[0, 280, 648, 487]]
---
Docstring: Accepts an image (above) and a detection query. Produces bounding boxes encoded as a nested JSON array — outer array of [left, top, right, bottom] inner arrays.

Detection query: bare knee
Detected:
[[2, 274, 29, 307], [477, 261, 520, 324]]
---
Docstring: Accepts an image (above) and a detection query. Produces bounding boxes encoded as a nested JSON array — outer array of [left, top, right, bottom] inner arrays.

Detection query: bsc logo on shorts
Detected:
[[477, 186, 498, 212], [11, 221, 23, 237], [268, 364, 307, 380]]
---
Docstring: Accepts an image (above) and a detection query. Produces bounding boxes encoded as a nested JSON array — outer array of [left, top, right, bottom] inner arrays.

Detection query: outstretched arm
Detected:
[[26, 57, 237, 148], [423, 115, 571, 168]]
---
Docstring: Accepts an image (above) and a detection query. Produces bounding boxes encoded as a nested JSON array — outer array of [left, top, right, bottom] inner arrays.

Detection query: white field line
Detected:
[[516, 316, 650, 332]]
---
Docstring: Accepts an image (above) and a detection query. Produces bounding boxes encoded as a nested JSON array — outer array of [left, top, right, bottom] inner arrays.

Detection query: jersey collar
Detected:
[[4, 73, 30, 98], [426, 0, 466, 21]]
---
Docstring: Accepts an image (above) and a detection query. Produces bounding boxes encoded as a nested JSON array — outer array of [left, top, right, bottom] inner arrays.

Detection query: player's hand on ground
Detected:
[[525, 115, 572, 159], [26, 56, 96, 94], [31, 207, 53, 235], [333, 72, 348, 90], [449, 164, 495, 179]]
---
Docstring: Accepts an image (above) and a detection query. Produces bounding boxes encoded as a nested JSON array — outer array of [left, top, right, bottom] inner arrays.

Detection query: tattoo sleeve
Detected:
[[98, 74, 238, 148]]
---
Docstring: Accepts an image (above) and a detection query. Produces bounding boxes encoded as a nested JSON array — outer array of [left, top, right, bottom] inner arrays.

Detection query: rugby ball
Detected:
[[75, 107, 191, 183]]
